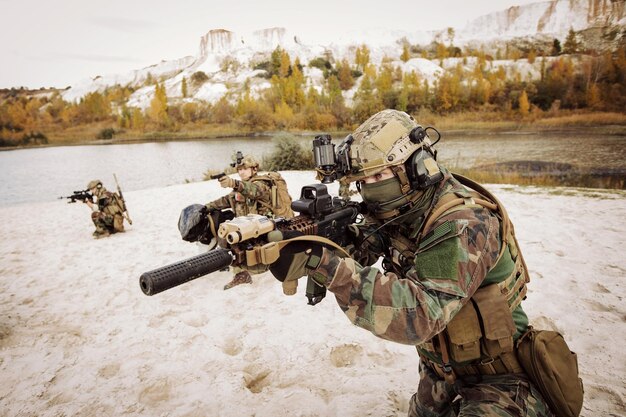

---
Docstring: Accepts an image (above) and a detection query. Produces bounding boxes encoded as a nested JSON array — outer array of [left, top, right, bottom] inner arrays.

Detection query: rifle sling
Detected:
[[246, 235, 350, 267]]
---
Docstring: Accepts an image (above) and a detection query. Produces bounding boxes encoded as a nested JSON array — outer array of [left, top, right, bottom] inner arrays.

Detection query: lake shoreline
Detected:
[[2, 124, 625, 152]]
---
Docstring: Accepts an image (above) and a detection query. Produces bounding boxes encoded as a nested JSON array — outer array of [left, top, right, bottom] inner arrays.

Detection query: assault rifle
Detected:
[[139, 183, 362, 305], [59, 190, 93, 203]]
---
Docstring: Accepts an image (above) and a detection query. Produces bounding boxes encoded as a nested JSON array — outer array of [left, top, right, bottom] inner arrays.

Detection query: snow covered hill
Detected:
[[61, 0, 625, 106]]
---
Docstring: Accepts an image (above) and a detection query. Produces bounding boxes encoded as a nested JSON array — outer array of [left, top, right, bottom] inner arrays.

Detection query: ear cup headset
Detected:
[[405, 126, 443, 189]]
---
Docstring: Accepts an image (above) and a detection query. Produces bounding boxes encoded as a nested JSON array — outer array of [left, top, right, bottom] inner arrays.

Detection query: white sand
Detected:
[[0, 172, 624, 416]]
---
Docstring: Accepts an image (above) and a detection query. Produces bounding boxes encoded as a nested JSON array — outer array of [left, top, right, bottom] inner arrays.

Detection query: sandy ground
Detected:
[[0, 171, 624, 416]]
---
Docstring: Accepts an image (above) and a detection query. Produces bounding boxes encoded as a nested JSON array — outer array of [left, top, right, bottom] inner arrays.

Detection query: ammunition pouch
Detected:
[[419, 283, 524, 380]]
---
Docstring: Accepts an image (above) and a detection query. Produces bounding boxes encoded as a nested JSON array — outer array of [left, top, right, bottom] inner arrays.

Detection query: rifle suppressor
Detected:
[[140, 248, 233, 296]]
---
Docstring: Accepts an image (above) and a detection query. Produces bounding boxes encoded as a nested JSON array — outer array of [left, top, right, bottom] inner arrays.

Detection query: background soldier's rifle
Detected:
[[59, 190, 93, 203], [139, 184, 362, 305], [113, 173, 132, 225]]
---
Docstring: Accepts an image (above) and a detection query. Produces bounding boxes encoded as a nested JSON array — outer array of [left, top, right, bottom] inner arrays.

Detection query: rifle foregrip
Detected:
[[139, 249, 233, 296]]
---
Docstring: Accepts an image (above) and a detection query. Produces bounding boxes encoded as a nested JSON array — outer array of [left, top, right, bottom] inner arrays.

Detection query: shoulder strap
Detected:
[[421, 173, 510, 266]]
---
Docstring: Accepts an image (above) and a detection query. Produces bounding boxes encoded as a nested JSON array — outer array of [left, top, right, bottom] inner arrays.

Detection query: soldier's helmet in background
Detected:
[[86, 179, 103, 190], [236, 155, 260, 170]]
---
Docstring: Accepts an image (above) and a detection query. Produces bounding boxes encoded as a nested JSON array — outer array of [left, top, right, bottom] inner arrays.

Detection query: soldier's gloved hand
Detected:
[[267, 230, 324, 283], [343, 224, 363, 256], [218, 175, 239, 189]]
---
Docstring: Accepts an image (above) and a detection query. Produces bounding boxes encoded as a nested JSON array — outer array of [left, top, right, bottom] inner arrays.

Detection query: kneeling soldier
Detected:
[[268, 110, 556, 416], [85, 179, 126, 238]]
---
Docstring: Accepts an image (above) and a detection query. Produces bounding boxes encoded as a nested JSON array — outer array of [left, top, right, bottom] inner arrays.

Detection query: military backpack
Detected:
[[253, 172, 294, 219]]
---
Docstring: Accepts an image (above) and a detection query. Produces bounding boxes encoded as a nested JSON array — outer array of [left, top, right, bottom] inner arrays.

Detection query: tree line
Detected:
[[1, 36, 625, 144]]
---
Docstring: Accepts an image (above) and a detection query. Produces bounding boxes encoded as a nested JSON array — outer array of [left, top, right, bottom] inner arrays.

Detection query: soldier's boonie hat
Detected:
[[87, 179, 102, 189], [345, 109, 431, 182]]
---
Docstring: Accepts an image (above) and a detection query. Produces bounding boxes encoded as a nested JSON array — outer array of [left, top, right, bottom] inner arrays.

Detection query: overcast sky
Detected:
[[0, 0, 543, 89]]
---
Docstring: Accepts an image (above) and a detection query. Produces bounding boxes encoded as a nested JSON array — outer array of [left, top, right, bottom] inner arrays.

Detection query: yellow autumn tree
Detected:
[[279, 50, 291, 78], [585, 83, 601, 109], [130, 108, 145, 130], [518, 90, 530, 116], [337, 59, 355, 90], [401, 44, 410, 62], [148, 82, 169, 126], [355, 44, 370, 71]]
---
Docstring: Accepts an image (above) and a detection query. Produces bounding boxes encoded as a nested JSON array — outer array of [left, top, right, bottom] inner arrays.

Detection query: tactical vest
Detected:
[[383, 174, 530, 382]]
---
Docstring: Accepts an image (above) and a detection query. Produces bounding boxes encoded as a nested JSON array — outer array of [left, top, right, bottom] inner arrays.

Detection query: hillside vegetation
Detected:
[[1, 37, 625, 147]]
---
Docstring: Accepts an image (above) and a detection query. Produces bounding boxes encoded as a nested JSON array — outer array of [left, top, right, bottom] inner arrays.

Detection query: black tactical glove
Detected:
[[268, 230, 324, 283]]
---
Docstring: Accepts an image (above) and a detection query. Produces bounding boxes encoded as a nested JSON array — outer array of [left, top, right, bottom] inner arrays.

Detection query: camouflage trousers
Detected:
[[408, 360, 554, 417], [91, 212, 124, 234]]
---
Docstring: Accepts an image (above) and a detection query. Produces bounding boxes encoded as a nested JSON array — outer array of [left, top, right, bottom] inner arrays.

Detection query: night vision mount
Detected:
[[312, 134, 354, 184], [230, 151, 244, 168], [312, 126, 442, 188]]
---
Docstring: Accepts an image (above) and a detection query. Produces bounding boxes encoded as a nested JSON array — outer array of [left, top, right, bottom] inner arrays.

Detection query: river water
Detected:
[[1, 133, 624, 206]]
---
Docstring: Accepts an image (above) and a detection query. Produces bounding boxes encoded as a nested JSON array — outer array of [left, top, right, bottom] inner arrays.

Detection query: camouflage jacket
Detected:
[[310, 173, 529, 350], [207, 175, 272, 217]]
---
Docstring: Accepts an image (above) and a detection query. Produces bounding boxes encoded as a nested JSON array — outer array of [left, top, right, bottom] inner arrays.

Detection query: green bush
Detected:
[[21, 131, 48, 145], [263, 133, 314, 171], [309, 57, 332, 71], [0, 131, 49, 147], [191, 71, 209, 84], [96, 128, 116, 139]]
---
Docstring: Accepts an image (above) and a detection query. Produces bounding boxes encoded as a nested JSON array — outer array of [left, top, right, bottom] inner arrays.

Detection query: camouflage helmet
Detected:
[[345, 109, 431, 183], [86, 179, 102, 190], [236, 155, 260, 170]]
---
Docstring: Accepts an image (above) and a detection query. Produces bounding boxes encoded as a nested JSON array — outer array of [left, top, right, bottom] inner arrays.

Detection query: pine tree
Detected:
[[551, 39, 562, 56], [353, 74, 383, 121], [563, 28, 579, 54], [181, 77, 188, 98], [270, 46, 284, 77], [337, 59, 355, 90]]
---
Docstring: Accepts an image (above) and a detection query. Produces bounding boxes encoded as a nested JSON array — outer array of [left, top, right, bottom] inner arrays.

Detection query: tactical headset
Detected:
[[405, 126, 444, 190]]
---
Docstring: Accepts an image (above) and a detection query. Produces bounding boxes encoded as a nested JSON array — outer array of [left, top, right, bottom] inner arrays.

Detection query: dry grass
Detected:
[[532, 112, 626, 127], [423, 110, 626, 133], [450, 167, 625, 190], [6, 110, 625, 149]]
